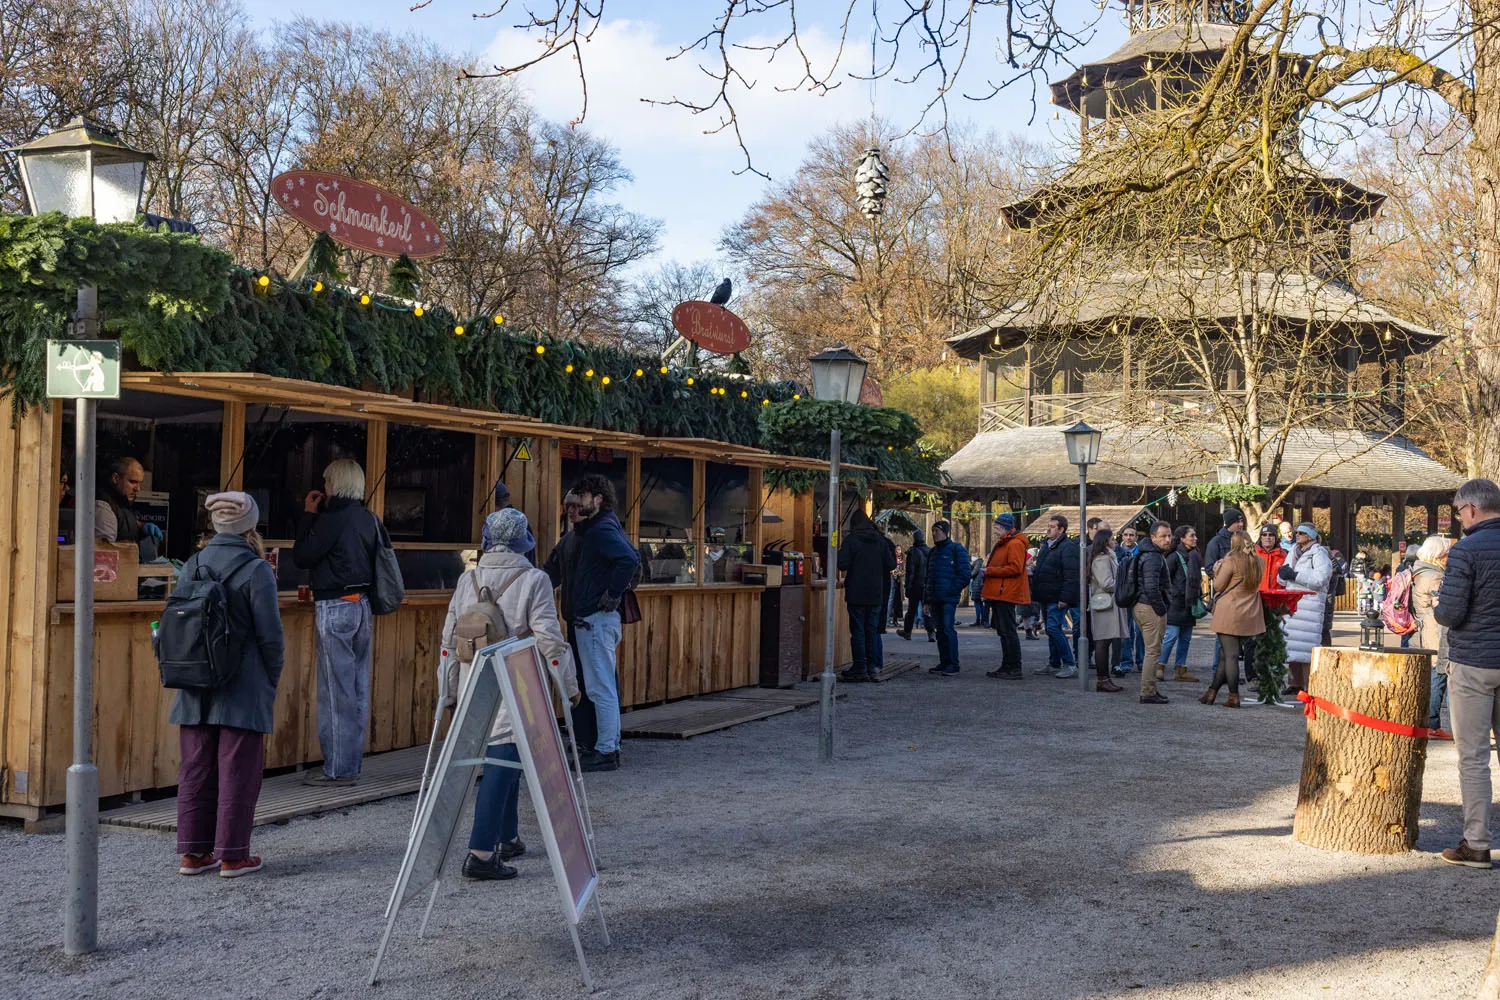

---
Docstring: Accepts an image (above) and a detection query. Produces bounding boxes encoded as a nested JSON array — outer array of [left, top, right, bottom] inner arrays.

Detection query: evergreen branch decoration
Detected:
[[1182, 482, 1270, 505], [1255, 604, 1290, 704], [0, 213, 942, 489]]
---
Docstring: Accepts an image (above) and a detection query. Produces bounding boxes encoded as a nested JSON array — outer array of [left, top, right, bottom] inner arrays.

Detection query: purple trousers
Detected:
[[177, 725, 264, 861]]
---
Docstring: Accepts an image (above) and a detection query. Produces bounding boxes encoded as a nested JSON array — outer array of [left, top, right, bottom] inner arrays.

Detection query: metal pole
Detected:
[[819, 428, 840, 763], [1077, 464, 1089, 692], [66, 286, 99, 956]]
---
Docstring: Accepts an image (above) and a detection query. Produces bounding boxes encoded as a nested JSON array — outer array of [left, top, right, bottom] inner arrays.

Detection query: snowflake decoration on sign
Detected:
[[330, 223, 338, 233], [376, 237, 384, 248], [292, 199, 300, 208], [375, 193, 381, 203]]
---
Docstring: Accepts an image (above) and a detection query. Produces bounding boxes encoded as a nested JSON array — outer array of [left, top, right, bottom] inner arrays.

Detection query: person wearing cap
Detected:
[[1275, 521, 1333, 697], [168, 492, 285, 879], [981, 512, 1029, 680], [440, 507, 580, 881]]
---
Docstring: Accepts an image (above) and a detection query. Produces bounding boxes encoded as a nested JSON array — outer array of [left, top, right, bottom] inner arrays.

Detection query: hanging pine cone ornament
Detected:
[[854, 146, 889, 219]]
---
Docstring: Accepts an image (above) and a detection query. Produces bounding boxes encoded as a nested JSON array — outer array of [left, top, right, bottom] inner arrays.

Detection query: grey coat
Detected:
[[168, 534, 286, 734]]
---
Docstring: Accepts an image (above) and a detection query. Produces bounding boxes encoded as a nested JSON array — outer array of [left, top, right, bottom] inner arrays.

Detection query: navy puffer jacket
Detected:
[[1435, 517, 1500, 669], [924, 537, 971, 604]]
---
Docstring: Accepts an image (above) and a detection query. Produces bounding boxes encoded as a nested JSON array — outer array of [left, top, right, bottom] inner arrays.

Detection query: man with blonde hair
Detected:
[[293, 458, 384, 786]]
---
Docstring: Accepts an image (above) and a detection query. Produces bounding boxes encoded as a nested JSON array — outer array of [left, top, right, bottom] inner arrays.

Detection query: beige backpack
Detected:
[[453, 573, 523, 664]]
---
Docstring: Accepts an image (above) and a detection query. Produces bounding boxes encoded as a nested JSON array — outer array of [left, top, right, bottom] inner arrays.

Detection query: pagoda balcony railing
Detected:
[[979, 391, 1404, 434]]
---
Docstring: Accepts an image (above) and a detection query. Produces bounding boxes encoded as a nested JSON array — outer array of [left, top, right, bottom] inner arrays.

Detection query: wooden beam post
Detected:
[[748, 466, 764, 557], [219, 401, 246, 491], [625, 451, 642, 542], [365, 418, 387, 518], [692, 459, 706, 586], [471, 434, 499, 542], [1391, 492, 1408, 572]]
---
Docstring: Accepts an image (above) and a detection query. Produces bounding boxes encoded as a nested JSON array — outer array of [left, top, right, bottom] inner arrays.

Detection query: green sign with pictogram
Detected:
[[46, 340, 121, 399]]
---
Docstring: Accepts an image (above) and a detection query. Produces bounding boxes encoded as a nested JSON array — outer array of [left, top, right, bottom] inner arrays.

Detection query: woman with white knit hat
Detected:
[[168, 491, 284, 878], [439, 507, 579, 881]]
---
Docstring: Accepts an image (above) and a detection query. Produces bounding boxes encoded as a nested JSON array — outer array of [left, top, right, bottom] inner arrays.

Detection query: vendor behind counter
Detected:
[[95, 455, 160, 562]]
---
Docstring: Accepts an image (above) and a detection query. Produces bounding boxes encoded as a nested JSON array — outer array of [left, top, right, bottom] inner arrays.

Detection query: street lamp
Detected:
[[11, 117, 152, 958], [1215, 458, 1241, 515], [808, 346, 868, 762], [1062, 421, 1102, 691]]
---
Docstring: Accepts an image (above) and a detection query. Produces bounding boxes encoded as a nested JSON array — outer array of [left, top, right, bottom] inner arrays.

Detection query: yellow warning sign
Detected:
[[514, 440, 533, 462]]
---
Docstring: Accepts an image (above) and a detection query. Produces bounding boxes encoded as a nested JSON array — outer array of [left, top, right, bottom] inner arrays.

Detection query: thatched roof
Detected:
[[1020, 504, 1156, 535], [947, 267, 1442, 358], [941, 423, 1464, 496]]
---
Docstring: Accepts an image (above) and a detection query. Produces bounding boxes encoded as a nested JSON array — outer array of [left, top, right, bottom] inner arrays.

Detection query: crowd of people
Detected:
[[155, 462, 640, 883]]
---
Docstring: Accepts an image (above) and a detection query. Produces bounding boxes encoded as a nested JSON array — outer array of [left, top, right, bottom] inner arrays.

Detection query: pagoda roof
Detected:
[[941, 424, 1464, 496], [947, 266, 1442, 358], [1051, 21, 1281, 114]]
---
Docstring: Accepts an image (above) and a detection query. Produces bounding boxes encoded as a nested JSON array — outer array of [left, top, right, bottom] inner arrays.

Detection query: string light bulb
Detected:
[[762, 398, 770, 406], [360, 293, 371, 306], [659, 366, 669, 374], [313, 281, 324, 293], [256, 274, 270, 289], [565, 363, 575, 373], [635, 368, 644, 377], [687, 377, 696, 386], [601, 376, 611, 386], [740, 390, 748, 398], [453, 324, 465, 336], [414, 306, 424, 317], [793, 393, 801, 400], [585, 369, 594, 379], [494, 314, 504, 325], [535, 344, 545, 354]]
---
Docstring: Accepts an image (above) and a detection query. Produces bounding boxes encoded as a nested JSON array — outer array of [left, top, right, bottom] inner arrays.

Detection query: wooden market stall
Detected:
[[0, 371, 857, 821]]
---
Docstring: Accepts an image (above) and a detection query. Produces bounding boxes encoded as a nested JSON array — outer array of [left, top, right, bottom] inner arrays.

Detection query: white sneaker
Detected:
[[1053, 668, 1079, 679]]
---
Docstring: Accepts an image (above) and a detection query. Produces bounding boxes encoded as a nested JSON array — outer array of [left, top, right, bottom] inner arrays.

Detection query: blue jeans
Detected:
[[1160, 623, 1194, 668], [1429, 668, 1449, 731], [576, 609, 624, 754], [972, 596, 990, 626], [930, 601, 959, 669], [314, 596, 373, 779], [847, 604, 883, 674], [1043, 603, 1076, 668], [468, 742, 522, 851]]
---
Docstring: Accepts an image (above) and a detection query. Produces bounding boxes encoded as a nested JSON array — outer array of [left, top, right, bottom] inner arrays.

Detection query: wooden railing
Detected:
[[979, 391, 1405, 433]]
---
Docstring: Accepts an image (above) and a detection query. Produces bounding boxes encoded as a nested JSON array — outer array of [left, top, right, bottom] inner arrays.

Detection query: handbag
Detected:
[[619, 589, 642, 625], [1177, 553, 1208, 620], [1089, 590, 1114, 612], [368, 512, 406, 615]]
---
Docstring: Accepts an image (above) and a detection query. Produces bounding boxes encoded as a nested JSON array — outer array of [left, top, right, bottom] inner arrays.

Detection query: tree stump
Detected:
[[1480, 909, 1500, 1000], [1293, 646, 1432, 854]]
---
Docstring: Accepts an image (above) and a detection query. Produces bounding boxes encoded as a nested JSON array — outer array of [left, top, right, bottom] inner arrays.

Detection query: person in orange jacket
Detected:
[[982, 512, 1031, 680]]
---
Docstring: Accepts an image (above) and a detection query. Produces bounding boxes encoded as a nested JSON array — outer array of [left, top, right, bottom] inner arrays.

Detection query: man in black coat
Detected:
[[1435, 478, 1500, 869], [1133, 520, 1174, 704], [899, 528, 933, 641], [837, 508, 897, 681], [1030, 514, 1080, 678]]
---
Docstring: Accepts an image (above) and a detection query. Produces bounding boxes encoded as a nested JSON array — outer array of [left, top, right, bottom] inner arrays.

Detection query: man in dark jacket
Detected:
[[899, 529, 933, 641], [293, 458, 383, 785], [95, 455, 162, 561], [1134, 520, 1174, 704], [837, 508, 897, 681], [1031, 514, 1080, 678], [1434, 478, 1500, 869], [923, 520, 970, 676], [566, 474, 641, 772], [543, 492, 595, 751]]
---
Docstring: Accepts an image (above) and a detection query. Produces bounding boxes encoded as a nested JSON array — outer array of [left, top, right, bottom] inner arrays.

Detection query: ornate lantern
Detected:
[[854, 146, 888, 220], [1359, 607, 1385, 651]]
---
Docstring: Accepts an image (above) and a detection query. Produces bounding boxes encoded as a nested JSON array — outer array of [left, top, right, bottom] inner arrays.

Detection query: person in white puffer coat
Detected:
[[1275, 522, 1333, 696]]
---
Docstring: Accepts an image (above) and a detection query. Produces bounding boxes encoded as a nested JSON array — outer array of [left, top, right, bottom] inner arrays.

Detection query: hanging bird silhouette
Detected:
[[708, 278, 732, 306]]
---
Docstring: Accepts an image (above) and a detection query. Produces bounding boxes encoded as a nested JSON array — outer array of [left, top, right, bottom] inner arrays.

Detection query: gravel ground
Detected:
[[3, 613, 1496, 1000]]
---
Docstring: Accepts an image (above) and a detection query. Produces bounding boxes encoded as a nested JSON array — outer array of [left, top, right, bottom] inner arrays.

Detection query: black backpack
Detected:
[[1115, 551, 1143, 609], [156, 551, 258, 690]]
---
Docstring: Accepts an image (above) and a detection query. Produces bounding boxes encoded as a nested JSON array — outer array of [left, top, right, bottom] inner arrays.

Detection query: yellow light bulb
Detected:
[[313, 281, 324, 293], [659, 366, 668, 374], [494, 314, 504, 325], [414, 306, 424, 317], [687, 377, 695, 386], [793, 393, 801, 400], [535, 344, 545, 354], [740, 390, 748, 398], [761, 398, 769, 406], [566, 364, 574, 373], [635, 368, 644, 377], [454, 325, 465, 336], [257, 274, 270, 288], [887, 445, 894, 451], [585, 369, 594, 378], [601, 376, 611, 386], [360, 294, 371, 306]]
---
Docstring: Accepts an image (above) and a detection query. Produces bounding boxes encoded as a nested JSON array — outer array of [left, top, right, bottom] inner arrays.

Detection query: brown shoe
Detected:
[[1174, 666, 1201, 683], [1096, 678, 1123, 692], [219, 856, 263, 878], [179, 853, 219, 876], [1155, 664, 1165, 681], [1224, 693, 1241, 708], [1199, 687, 1218, 705], [1441, 841, 1492, 869]]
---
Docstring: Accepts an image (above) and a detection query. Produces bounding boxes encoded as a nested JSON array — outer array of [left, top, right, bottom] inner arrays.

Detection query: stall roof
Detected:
[[121, 371, 867, 473], [1020, 505, 1154, 535]]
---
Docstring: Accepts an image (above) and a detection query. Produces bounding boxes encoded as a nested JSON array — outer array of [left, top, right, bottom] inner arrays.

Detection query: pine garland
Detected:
[[1255, 604, 1290, 704], [1183, 483, 1270, 505]]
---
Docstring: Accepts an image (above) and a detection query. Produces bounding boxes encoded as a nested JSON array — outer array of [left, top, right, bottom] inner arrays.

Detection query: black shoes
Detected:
[[580, 750, 621, 772], [986, 668, 1023, 680], [462, 852, 518, 881], [897, 630, 911, 641], [927, 632, 937, 643], [498, 837, 525, 860], [839, 668, 875, 683], [1140, 692, 1170, 704]]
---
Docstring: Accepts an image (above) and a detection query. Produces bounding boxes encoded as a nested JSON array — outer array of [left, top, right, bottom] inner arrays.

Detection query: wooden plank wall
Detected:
[[1, 402, 60, 812], [804, 586, 853, 678], [617, 588, 761, 706], [37, 599, 449, 807]]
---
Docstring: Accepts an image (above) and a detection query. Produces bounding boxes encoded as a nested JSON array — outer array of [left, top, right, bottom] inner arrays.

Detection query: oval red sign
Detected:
[[272, 170, 445, 259], [671, 301, 753, 355]]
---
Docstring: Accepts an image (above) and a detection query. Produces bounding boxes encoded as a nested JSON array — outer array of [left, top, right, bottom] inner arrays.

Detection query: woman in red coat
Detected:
[[1256, 524, 1287, 591]]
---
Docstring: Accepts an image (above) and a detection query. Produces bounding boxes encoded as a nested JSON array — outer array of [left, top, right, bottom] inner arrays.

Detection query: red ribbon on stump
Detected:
[[1297, 690, 1440, 740]]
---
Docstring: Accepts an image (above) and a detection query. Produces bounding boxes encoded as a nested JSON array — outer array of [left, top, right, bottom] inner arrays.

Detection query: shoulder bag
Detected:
[[368, 512, 406, 615]]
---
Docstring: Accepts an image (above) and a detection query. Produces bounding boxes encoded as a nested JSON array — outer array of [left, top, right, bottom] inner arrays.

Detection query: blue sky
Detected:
[[247, 0, 1129, 266]]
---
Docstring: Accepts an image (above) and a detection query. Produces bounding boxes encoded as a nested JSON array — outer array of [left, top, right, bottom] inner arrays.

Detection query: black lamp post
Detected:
[[1062, 421, 1103, 691]]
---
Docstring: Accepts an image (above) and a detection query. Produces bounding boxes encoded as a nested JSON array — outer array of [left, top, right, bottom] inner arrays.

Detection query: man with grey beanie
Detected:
[[167, 492, 284, 878]]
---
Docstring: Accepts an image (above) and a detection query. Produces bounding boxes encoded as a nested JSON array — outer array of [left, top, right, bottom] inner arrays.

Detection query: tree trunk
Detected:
[[1467, 0, 1500, 478], [1293, 646, 1431, 854], [1480, 910, 1500, 1000]]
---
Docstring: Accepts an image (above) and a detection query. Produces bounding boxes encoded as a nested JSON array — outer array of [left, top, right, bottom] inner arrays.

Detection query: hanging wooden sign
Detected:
[[671, 301, 753, 355], [272, 170, 445, 259]]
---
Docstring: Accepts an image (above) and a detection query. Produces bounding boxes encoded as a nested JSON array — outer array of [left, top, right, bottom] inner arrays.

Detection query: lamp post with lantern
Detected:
[[1061, 421, 1103, 691], [1215, 458, 1242, 514], [808, 345, 868, 762], [9, 117, 153, 956]]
